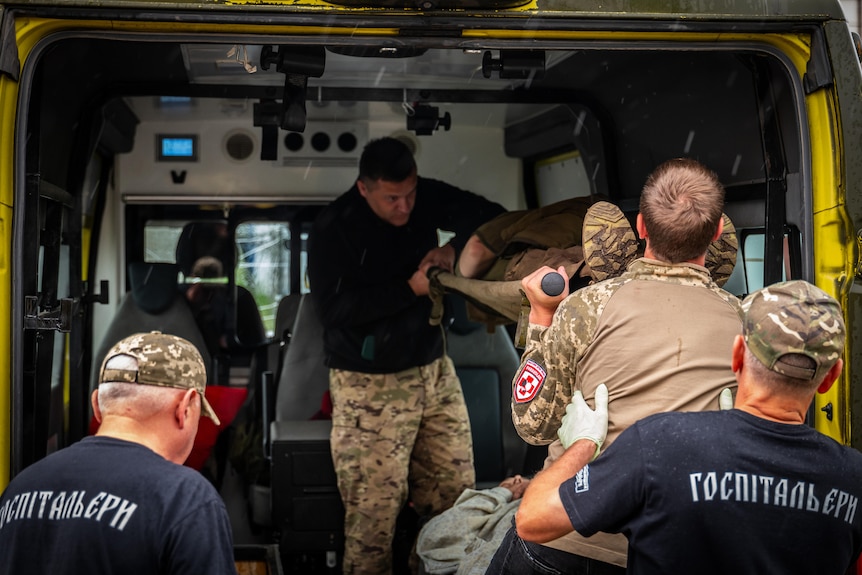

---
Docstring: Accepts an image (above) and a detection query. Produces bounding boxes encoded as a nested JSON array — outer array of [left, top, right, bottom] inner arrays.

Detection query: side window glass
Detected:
[[535, 150, 593, 206], [142, 219, 302, 340], [236, 222, 292, 337], [739, 230, 789, 294], [143, 221, 186, 263]]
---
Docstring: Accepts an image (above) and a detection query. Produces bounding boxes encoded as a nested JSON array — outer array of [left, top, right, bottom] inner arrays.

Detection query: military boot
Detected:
[[705, 212, 738, 288], [582, 201, 639, 282]]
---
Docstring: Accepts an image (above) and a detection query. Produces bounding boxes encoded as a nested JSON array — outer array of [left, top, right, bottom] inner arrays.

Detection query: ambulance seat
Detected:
[[276, 292, 303, 343], [273, 293, 330, 422], [445, 295, 526, 487], [268, 293, 342, 569], [266, 292, 304, 385]]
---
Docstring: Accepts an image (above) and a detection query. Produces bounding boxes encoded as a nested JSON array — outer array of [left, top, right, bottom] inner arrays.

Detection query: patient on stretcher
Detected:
[[431, 198, 737, 328]]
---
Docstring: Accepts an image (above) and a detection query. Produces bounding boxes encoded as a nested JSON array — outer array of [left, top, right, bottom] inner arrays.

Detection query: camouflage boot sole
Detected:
[[705, 212, 738, 288], [582, 201, 639, 282]]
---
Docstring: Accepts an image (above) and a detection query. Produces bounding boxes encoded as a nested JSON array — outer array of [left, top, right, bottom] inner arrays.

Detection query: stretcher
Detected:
[[427, 263, 591, 349], [428, 269, 525, 326]]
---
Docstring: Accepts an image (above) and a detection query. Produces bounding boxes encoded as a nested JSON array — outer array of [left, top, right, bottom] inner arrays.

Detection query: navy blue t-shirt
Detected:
[[560, 410, 862, 574], [0, 436, 237, 575]]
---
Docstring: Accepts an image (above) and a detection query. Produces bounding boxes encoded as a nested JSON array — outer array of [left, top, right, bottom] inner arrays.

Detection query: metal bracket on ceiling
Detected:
[[482, 50, 545, 81], [406, 104, 451, 136], [260, 45, 326, 133]]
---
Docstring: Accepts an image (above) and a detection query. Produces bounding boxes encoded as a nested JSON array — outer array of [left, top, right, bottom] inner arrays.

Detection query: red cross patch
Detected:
[[514, 360, 546, 403]]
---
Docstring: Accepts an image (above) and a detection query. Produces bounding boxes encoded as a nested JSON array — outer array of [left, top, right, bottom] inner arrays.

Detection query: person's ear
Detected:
[[711, 216, 724, 242], [636, 214, 647, 240], [91, 389, 103, 424], [731, 335, 745, 374], [357, 178, 369, 198], [175, 388, 197, 429], [817, 359, 843, 394]]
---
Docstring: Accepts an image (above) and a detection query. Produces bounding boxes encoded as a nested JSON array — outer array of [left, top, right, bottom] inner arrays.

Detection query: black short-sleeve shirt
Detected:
[[560, 410, 862, 575], [0, 436, 237, 575]]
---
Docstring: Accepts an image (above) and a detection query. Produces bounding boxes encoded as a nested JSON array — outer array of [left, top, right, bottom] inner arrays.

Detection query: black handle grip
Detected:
[[540, 272, 566, 296]]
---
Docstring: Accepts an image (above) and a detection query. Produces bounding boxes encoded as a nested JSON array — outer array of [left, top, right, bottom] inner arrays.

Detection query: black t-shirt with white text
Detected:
[[0, 436, 237, 575], [561, 410, 862, 575]]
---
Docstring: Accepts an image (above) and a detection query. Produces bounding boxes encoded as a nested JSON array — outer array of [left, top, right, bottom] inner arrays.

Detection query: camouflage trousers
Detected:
[[330, 355, 476, 575]]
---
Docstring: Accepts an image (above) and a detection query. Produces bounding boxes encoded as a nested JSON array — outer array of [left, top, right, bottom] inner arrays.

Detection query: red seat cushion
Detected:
[[184, 386, 248, 470]]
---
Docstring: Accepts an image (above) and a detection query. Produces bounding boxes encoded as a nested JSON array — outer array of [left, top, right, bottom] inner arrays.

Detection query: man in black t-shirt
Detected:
[[512, 280, 862, 575], [0, 331, 237, 575]]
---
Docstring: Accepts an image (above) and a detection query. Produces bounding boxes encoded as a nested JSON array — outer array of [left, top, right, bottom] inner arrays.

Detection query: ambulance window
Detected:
[[739, 231, 790, 294], [236, 222, 293, 337], [534, 150, 592, 206], [144, 221, 186, 263]]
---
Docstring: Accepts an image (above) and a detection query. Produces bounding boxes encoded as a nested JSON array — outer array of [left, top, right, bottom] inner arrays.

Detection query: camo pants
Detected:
[[330, 355, 476, 575]]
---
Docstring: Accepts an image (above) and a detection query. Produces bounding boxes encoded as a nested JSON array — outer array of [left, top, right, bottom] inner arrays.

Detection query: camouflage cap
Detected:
[[98, 331, 220, 425], [742, 280, 845, 382]]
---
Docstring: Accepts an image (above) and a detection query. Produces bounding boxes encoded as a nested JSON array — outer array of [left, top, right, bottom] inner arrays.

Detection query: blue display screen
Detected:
[[157, 135, 197, 161]]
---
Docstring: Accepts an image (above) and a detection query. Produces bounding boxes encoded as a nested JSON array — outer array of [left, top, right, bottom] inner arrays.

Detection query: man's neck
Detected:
[[734, 385, 810, 424], [96, 416, 177, 461], [643, 244, 707, 267]]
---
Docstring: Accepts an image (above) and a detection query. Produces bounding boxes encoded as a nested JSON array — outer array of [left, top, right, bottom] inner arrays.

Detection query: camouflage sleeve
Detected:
[[511, 292, 599, 445]]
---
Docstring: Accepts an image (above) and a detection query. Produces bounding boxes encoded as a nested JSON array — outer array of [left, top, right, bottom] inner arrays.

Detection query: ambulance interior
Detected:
[[17, 32, 804, 571]]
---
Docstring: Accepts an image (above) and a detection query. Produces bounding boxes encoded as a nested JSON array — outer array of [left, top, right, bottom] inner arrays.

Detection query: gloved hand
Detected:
[[719, 388, 734, 410], [557, 383, 609, 460]]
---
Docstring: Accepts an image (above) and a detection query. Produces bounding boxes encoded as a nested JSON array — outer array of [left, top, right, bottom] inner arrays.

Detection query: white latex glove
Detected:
[[557, 383, 609, 460], [719, 388, 734, 410]]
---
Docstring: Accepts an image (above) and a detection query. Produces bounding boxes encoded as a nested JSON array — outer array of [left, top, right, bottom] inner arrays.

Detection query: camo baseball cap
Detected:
[[742, 280, 845, 383], [98, 331, 220, 425]]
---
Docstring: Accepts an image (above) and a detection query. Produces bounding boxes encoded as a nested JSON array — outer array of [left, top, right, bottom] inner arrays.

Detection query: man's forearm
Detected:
[[515, 438, 597, 542]]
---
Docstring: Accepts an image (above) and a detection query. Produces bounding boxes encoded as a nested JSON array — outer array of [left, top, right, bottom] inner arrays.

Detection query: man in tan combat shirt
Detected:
[[486, 158, 744, 574]]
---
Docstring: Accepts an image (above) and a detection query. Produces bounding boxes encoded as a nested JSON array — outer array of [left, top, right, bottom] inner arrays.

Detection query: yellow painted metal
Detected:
[[808, 84, 852, 444], [0, 203, 11, 491], [4, 0, 541, 11], [223, 0, 539, 9], [0, 24, 19, 490], [14, 15, 400, 38]]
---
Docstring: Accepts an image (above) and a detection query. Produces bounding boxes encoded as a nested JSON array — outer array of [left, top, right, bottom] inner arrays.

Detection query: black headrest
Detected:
[[128, 262, 179, 314], [175, 222, 234, 277]]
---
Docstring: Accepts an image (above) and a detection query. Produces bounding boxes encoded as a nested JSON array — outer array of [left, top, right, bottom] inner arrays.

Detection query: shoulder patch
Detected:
[[514, 359, 546, 403]]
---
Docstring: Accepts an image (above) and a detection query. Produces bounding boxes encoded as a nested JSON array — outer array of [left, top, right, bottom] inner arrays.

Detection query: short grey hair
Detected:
[[744, 346, 819, 393], [98, 355, 180, 417]]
